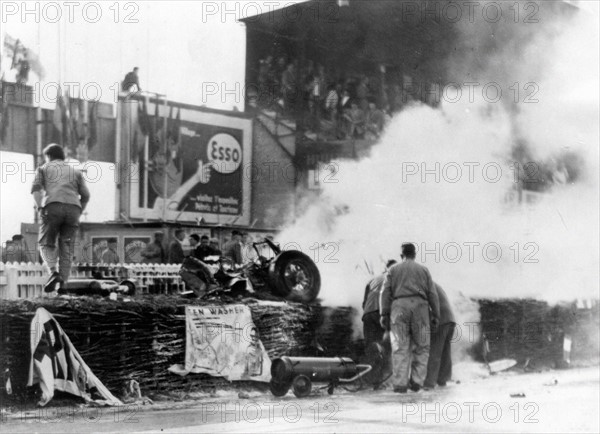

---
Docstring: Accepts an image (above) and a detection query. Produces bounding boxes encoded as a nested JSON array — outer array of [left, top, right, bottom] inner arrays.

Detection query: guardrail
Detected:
[[0, 262, 185, 299]]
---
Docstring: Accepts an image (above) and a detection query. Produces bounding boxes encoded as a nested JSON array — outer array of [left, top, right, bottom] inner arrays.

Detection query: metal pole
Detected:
[[114, 98, 122, 221], [162, 96, 168, 222], [143, 94, 150, 221]]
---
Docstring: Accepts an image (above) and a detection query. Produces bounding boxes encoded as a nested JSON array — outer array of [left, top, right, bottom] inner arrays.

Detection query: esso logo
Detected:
[[207, 133, 242, 174]]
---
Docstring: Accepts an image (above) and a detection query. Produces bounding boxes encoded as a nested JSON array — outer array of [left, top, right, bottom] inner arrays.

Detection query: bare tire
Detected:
[[269, 251, 320, 303], [292, 375, 312, 398]]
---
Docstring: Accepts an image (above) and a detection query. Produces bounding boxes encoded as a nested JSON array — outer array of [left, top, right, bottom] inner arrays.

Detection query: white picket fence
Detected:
[[0, 262, 47, 299], [0, 262, 185, 299]]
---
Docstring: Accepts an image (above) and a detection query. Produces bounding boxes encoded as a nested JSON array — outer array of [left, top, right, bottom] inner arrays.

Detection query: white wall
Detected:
[[0, 151, 116, 241]]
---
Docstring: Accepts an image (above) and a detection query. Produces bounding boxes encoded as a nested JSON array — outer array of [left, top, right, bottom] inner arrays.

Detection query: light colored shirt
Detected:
[[223, 240, 243, 265], [363, 273, 385, 316], [100, 248, 120, 264], [325, 90, 339, 110], [31, 160, 90, 209], [380, 259, 440, 321]]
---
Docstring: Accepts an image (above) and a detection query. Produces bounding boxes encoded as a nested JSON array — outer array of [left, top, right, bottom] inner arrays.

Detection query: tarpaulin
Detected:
[[169, 305, 271, 382], [27, 308, 122, 407]]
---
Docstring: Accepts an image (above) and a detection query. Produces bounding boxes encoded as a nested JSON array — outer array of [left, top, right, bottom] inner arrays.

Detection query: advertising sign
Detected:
[[123, 236, 151, 263], [125, 101, 252, 225], [89, 236, 116, 264]]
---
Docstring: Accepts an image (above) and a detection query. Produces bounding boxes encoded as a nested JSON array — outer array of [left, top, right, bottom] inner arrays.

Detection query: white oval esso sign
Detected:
[[207, 133, 242, 174]]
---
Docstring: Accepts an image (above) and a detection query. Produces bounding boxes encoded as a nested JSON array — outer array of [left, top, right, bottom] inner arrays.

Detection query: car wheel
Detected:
[[269, 251, 321, 303]]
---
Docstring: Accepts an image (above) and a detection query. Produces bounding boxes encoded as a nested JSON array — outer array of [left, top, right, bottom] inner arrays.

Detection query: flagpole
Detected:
[[35, 22, 42, 166], [143, 95, 149, 220], [162, 96, 168, 222]]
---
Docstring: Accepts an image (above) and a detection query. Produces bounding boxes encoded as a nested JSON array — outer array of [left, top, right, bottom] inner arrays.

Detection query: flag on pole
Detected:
[[52, 93, 65, 145], [88, 101, 98, 149], [167, 108, 182, 173], [2, 33, 45, 82], [28, 308, 122, 407], [0, 80, 10, 143]]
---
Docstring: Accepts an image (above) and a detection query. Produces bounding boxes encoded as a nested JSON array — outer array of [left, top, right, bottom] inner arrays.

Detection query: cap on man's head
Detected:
[[189, 234, 200, 242], [201, 235, 209, 241], [401, 243, 417, 258]]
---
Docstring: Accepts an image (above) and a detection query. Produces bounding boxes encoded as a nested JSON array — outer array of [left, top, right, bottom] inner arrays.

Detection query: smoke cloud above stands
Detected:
[[278, 5, 599, 318]]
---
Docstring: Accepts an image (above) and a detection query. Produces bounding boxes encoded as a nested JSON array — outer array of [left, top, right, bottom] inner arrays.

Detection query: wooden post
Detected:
[[86, 315, 91, 347]]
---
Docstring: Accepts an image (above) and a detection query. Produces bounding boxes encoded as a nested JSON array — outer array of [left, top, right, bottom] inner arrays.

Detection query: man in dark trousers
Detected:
[[362, 259, 396, 387], [167, 229, 186, 264], [31, 144, 90, 292], [380, 243, 440, 393], [424, 283, 456, 389]]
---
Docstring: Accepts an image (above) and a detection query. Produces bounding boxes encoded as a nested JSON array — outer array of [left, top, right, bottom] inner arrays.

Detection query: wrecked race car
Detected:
[[179, 238, 321, 303]]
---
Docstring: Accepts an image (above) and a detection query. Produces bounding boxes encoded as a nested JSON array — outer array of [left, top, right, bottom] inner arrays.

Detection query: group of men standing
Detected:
[[362, 243, 456, 393], [137, 230, 223, 264]]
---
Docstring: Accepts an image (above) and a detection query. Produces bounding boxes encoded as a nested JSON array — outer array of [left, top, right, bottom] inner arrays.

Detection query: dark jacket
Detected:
[[434, 283, 456, 325], [167, 240, 185, 264], [122, 71, 140, 91], [194, 245, 216, 261]]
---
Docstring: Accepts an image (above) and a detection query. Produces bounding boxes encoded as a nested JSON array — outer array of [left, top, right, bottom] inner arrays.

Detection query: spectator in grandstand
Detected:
[[356, 76, 370, 111], [281, 63, 298, 116], [365, 100, 386, 139], [325, 84, 340, 121], [344, 101, 366, 138]]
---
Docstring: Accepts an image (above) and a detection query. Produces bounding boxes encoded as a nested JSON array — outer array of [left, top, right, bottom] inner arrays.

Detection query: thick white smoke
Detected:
[[278, 3, 599, 322]]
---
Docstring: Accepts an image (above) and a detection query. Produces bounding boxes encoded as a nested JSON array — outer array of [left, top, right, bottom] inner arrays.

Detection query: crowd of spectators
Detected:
[[136, 230, 273, 266], [251, 55, 420, 140], [1, 234, 34, 263]]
